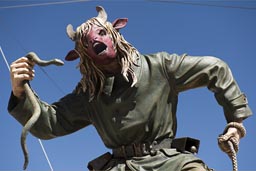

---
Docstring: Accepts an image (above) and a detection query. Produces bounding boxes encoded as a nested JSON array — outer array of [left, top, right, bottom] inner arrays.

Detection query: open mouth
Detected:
[[93, 42, 107, 55]]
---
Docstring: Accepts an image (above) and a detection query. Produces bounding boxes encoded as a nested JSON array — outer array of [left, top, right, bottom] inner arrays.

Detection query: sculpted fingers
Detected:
[[12, 56, 35, 66], [10, 57, 35, 81], [218, 122, 245, 158], [11, 65, 35, 81], [10, 57, 35, 98]]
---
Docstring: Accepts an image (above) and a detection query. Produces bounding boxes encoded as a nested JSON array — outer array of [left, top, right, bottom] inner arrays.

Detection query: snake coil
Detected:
[[22, 52, 64, 170]]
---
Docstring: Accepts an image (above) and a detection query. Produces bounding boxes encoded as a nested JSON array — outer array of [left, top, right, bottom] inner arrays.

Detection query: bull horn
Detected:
[[66, 24, 77, 41], [96, 6, 107, 23]]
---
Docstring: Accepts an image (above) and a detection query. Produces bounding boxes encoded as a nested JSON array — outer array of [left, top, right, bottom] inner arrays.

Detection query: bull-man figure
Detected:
[[8, 6, 252, 171]]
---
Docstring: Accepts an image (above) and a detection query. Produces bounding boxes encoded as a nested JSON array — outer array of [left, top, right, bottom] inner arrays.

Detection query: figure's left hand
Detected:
[[218, 122, 246, 158]]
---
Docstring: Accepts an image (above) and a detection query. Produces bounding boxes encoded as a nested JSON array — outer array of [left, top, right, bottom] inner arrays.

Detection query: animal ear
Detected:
[[66, 24, 77, 41], [65, 49, 79, 61], [112, 18, 128, 31]]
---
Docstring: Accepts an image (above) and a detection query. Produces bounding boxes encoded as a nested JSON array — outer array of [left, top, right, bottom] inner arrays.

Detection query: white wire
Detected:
[[0, 46, 54, 171], [0, 46, 10, 71], [0, 0, 91, 9], [38, 139, 54, 171]]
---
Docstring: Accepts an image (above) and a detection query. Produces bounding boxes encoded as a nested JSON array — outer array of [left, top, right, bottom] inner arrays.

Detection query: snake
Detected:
[[21, 52, 64, 170]]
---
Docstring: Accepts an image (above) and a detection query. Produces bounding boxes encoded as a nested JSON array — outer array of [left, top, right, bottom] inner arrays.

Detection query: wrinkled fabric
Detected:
[[98, 149, 203, 171], [8, 52, 252, 170]]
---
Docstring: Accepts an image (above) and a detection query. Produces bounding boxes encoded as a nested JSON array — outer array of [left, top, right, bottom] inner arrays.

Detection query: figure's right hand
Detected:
[[10, 57, 35, 99]]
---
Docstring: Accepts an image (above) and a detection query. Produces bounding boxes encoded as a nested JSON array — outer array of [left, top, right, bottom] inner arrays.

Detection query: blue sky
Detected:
[[0, 1, 255, 170]]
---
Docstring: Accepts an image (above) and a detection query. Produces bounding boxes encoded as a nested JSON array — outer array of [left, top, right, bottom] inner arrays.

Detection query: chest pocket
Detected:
[[102, 85, 137, 121]]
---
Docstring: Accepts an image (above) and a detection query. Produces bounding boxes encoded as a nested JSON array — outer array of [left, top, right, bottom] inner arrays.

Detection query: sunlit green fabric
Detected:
[[8, 52, 252, 170]]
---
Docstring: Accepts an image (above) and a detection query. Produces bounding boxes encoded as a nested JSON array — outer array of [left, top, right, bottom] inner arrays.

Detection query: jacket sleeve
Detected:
[[8, 90, 92, 140], [163, 52, 252, 123]]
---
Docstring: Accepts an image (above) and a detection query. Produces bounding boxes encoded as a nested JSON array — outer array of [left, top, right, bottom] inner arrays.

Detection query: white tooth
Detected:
[[93, 42, 99, 48], [98, 49, 106, 55]]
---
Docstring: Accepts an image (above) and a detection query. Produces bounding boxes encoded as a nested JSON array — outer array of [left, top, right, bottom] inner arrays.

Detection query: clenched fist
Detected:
[[10, 57, 35, 99]]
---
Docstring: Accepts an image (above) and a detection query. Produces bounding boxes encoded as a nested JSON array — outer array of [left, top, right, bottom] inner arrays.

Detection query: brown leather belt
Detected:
[[112, 138, 172, 158], [112, 137, 200, 159]]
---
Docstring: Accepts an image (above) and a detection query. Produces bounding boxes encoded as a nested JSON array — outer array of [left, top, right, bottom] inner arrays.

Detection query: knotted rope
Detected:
[[218, 122, 246, 171]]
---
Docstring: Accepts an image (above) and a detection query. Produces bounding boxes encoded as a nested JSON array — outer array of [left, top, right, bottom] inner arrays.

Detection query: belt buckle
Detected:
[[118, 143, 151, 158], [149, 141, 158, 155]]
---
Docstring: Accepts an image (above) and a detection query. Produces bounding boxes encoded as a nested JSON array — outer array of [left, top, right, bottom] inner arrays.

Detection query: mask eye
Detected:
[[99, 29, 106, 36]]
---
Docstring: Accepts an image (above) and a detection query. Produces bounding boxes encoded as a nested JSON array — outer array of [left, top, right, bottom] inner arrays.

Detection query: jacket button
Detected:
[[116, 98, 121, 103], [153, 141, 157, 146]]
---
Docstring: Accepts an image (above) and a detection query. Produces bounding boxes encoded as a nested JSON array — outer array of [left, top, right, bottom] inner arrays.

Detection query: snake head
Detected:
[[52, 59, 64, 66]]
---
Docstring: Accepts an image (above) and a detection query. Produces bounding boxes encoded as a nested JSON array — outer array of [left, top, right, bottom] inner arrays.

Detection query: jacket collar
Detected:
[[102, 53, 142, 96]]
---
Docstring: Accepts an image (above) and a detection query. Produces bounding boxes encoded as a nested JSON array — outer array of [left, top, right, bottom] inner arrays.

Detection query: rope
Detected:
[[228, 140, 238, 171], [0, 46, 54, 171], [218, 134, 238, 171], [218, 121, 246, 171]]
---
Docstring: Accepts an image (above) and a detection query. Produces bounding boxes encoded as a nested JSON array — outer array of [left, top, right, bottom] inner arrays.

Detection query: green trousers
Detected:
[[88, 149, 214, 171]]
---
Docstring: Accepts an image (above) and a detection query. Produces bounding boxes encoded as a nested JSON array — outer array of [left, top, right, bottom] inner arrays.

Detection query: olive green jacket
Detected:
[[8, 52, 252, 170]]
